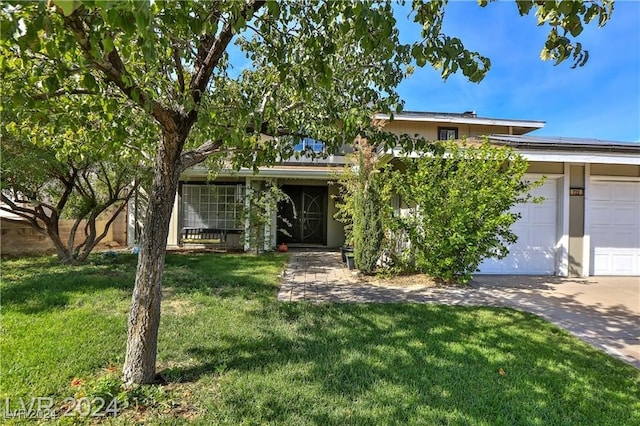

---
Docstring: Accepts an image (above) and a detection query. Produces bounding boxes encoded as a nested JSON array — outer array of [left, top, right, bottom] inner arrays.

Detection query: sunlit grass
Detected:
[[1, 253, 639, 425]]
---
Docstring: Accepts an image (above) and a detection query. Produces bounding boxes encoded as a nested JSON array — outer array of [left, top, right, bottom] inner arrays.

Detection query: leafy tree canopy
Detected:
[[1, 0, 613, 164], [0, 0, 615, 385]]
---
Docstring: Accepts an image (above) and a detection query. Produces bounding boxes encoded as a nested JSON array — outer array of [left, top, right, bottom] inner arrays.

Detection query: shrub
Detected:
[[353, 178, 383, 274], [335, 139, 385, 273], [387, 139, 539, 283]]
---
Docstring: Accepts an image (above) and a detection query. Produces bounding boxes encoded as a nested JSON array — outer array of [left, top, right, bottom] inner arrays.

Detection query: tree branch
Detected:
[[62, 12, 177, 131], [0, 195, 48, 233], [190, 0, 267, 106], [178, 140, 223, 172], [55, 167, 78, 213], [32, 88, 99, 101], [172, 43, 186, 94]]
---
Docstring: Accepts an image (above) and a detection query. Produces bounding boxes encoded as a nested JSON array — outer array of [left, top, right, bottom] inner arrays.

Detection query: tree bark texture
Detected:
[[123, 131, 183, 385]]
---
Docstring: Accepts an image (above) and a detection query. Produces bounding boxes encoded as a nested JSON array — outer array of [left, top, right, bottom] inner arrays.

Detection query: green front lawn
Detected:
[[1, 253, 639, 425]]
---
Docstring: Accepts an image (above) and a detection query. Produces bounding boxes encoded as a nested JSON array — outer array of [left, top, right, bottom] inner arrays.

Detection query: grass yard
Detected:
[[1, 253, 639, 425]]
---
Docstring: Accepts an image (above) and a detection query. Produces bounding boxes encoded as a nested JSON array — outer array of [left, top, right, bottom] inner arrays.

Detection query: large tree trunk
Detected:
[[41, 214, 76, 263], [123, 131, 183, 385]]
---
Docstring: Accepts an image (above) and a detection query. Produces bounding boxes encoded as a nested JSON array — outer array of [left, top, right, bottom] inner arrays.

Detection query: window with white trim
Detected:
[[438, 127, 459, 141], [182, 184, 244, 229]]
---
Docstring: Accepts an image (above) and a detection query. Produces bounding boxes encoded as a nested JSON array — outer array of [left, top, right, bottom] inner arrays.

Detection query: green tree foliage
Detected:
[[243, 181, 294, 254], [0, 0, 614, 384], [353, 176, 384, 274], [1, 91, 151, 263], [386, 140, 539, 283]]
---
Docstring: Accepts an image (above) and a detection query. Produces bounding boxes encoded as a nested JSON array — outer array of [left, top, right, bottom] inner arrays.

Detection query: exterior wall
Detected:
[[327, 184, 345, 247], [1, 210, 127, 256], [568, 165, 585, 276], [526, 161, 564, 175], [590, 163, 640, 177], [167, 192, 180, 246], [382, 121, 515, 140]]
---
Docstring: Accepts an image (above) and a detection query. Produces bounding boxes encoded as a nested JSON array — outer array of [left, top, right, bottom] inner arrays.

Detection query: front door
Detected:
[[278, 186, 327, 245]]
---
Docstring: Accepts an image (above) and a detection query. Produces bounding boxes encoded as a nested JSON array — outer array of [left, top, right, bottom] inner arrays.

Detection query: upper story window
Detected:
[[438, 127, 459, 141], [293, 137, 325, 153]]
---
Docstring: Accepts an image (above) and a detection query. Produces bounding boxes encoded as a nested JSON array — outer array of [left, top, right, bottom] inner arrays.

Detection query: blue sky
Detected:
[[394, 1, 640, 142]]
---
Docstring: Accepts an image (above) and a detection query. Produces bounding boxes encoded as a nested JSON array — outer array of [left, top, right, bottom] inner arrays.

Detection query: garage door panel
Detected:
[[613, 207, 638, 226], [530, 227, 556, 247], [479, 179, 558, 275], [612, 183, 639, 201], [611, 231, 640, 247], [589, 180, 640, 276], [613, 254, 637, 274], [590, 205, 613, 225], [512, 203, 528, 214], [532, 205, 556, 224], [590, 183, 611, 200]]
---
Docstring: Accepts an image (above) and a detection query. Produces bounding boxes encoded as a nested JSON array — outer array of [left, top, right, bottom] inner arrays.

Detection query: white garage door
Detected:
[[589, 180, 640, 276], [479, 179, 558, 275]]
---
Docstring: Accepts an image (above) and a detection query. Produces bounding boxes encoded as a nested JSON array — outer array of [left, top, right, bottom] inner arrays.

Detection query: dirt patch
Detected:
[[356, 273, 442, 288], [162, 287, 197, 315]]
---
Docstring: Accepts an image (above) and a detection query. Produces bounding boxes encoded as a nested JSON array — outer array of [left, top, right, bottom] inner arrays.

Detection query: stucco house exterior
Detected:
[[156, 111, 639, 278]]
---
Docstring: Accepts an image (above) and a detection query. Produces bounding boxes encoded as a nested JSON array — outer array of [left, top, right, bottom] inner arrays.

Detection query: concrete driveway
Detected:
[[470, 275, 640, 369], [279, 251, 640, 368]]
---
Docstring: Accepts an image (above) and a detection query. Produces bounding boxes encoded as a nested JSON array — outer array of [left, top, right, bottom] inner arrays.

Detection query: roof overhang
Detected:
[[488, 135, 640, 165], [183, 165, 341, 180], [374, 112, 546, 132], [489, 134, 640, 153], [378, 135, 640, 166], [517, 150, 640, 165]]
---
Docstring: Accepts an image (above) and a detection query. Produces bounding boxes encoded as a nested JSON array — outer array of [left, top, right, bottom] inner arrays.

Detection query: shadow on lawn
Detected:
[[0, 255, 138, 314], [165, 303, 639, 424], [1, 253, 287, 314], [163, 253, 287, 301]]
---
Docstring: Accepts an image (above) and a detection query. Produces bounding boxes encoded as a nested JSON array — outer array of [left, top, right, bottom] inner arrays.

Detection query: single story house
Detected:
[[151, 111, 639, 277]]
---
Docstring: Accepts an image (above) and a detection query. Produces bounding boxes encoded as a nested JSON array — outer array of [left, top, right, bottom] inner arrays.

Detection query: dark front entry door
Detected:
[[278, 186, 327, 245]]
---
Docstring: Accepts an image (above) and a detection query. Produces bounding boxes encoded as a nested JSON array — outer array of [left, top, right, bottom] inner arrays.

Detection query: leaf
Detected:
[[498, 368, 506, 376], [102, 37, 115, 54], [515, 0, 533, 16], [83, 74, 98, 91], [53, 0, 82, 17]]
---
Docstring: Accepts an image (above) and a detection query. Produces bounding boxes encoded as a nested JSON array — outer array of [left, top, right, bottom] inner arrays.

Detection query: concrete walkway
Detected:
[[278, 250, 640, 369]]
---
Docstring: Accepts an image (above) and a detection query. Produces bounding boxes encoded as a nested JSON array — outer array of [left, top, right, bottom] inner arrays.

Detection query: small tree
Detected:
[[387, 139, 539, 283], [335, 138, 384, 273], [353, 176, 384, 274], [243, 181, 295, 254], [1, 94, 150, 263]]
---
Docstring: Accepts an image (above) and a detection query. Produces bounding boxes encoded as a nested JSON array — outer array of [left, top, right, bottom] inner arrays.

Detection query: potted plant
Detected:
[[340, 245, 354, 262], [345, 252, 356, 270]]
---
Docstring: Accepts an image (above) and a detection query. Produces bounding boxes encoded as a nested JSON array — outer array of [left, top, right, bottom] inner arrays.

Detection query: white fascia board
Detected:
[[374, 113, 545, 129], [384, 147, 640, 166], [183, 167, 339, 180], [517, 150, 640, 165]]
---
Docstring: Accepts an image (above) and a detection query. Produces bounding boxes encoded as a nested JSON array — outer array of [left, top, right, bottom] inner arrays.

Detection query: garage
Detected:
[[589, 180, 640, 276], [479, 178, 559, 275]]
